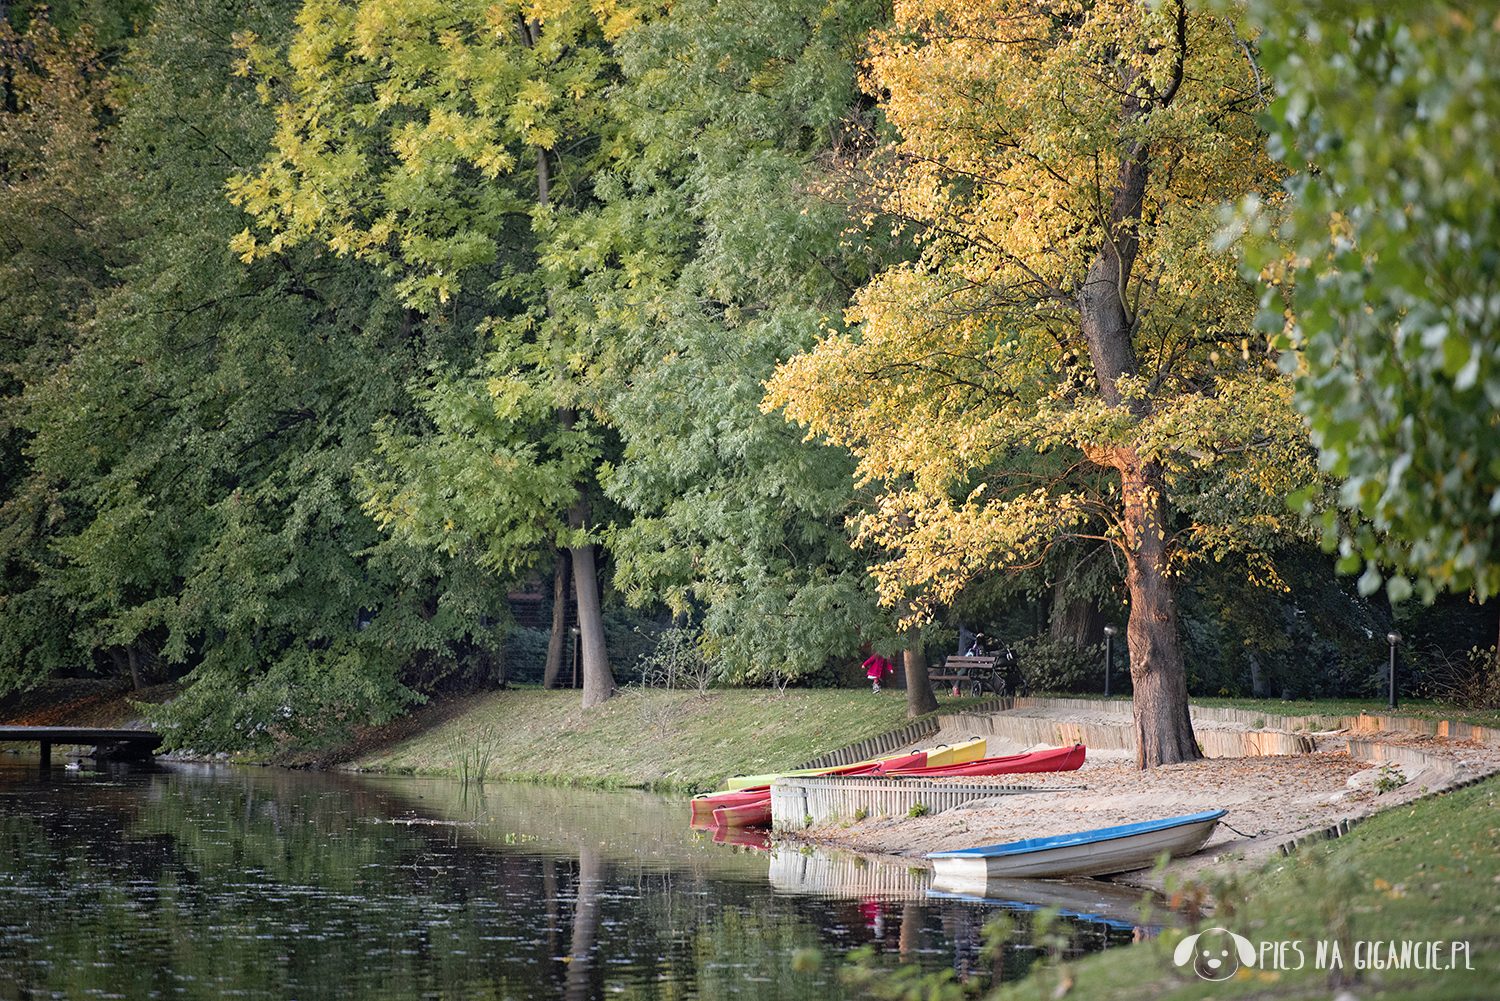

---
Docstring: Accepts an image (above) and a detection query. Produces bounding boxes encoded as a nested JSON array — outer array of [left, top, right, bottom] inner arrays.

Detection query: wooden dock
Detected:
[[0, 726, 162, 767]]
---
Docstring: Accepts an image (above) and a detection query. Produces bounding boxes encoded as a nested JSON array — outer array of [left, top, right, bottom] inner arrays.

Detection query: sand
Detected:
[[785, 722, 1500, 888]]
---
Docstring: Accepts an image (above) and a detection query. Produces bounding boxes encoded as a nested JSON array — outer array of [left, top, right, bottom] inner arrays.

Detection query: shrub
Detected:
[[1432, 645, 1500, 710], [1013, 636, 1113, 694]]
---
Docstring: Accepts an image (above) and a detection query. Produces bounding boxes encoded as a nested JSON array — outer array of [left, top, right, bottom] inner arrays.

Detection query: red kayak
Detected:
[[690, 785, 771, 823], [693, 749, 930, 828], [713, 796, 772, 827], [877, 743, 1086, 777]]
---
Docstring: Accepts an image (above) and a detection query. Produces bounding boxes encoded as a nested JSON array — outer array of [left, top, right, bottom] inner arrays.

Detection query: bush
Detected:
[[1013, 636, 1115, 694], [144, 638, 418, 754], [1432, 645, 1500, 710], [502, 627, 553, 684]]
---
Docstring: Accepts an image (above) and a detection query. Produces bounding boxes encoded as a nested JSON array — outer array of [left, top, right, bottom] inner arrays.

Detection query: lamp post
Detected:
[[1103, 625, 1117, 698], [1386, 630, 1401, 710], [571, 626, 581, 689]]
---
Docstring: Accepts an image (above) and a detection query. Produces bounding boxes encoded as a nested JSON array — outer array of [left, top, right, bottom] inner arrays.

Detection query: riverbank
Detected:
[[333, 687, 944, 792], [839, 770, 1500, 1001], [789, 713, 1500, 891], [0, 680, 954, 793]]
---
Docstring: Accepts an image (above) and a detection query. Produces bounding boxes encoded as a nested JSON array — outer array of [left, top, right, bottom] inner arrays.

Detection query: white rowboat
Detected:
[[926, 809, 1226, 885]]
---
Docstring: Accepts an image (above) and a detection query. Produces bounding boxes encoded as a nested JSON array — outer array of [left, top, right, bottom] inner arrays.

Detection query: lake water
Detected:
[[0, 761, 1155, 999]]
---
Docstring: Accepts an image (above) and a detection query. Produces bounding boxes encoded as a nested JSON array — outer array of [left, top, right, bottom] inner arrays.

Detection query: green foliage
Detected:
[[1247, 1, 1500, 602], [0, 11, 123, 692], [143, 637, 413, 754], [1, 0, 512, 744], [590, 0, 906, 684], [1014, 637, 1109, 695], [1177, 544, 1389, 698], [1373, 763, 1408, 794]]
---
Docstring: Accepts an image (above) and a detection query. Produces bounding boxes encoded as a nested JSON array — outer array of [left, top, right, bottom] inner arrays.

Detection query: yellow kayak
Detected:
[[722, 738, 985, 790]]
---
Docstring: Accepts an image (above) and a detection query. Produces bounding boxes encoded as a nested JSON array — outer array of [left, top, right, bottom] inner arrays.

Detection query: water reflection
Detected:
[[0, 763, 1152, 1000]]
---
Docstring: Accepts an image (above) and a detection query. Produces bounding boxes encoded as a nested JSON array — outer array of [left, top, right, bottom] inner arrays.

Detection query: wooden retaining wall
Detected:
[[797, 719, 941, 770], [956, 698, 1500, 746], [1346, 739, 1466, 779], [770, 775, 1077, 830], [943, 708, 1314, 757], [793, 698, 1497, 776]]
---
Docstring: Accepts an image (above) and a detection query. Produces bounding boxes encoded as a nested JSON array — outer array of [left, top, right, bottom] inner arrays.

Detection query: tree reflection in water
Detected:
[[0, 763, 1141, 1000]]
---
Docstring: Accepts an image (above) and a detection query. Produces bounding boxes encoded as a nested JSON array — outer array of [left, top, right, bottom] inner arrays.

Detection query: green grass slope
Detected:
[[346, 687, 952, 792], [938, 774, 1500, 1001]]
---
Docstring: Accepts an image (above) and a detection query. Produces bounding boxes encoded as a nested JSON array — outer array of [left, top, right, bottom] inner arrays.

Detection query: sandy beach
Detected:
[[787, 719, 1500, 887]]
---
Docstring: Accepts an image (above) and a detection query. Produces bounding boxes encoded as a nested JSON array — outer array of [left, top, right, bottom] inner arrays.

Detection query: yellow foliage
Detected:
[[765, 0, 1318, 619]]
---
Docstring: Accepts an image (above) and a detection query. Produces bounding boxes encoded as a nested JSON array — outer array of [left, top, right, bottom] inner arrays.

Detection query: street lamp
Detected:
[[1103, 625, 1117, 698], [1386, 631, 1401, 711]]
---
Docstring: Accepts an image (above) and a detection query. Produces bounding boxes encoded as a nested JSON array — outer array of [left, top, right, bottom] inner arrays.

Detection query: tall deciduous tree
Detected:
[[573, 0, 927, 708], [766, 0, 1319, 764], [229, 0, 636, 706], [0, 11, 123, 692], [1245, 1, 1500, 608], [10, 0, 511, 750]]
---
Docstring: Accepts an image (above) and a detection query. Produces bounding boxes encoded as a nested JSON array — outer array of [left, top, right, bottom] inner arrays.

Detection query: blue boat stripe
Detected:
[[925, 810, 1227, 859]]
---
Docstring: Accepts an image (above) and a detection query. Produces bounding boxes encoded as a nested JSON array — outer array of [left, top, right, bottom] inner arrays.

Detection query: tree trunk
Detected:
[[543, 551, 568, 689], [1049, 548, 1103, 648], [1114, 447, 1200, 768], [126, 645, 143, 691], [1076, 14, 1194, 768], [569, 491, 617, 708], [903, 624, 937, 717]]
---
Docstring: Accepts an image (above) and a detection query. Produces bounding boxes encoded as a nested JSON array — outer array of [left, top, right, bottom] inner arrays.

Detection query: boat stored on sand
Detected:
[[926, 810, 1226, 883]]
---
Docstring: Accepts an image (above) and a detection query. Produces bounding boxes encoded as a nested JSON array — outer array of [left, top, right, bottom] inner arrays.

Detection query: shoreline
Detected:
[[776, 725, 1500, 891]]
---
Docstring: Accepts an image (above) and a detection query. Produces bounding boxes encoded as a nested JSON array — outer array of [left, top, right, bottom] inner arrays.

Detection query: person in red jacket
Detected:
[[863, 653, 893, 693]]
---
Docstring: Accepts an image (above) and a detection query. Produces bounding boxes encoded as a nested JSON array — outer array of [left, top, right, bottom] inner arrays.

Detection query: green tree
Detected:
[[765, 0, 1321, 764], [578, 0, 926, 707], [0, 11, 123, 693], [229, 0, 632, 707], [1245, 1, 1500, 607], [12, 0, 511, 750]]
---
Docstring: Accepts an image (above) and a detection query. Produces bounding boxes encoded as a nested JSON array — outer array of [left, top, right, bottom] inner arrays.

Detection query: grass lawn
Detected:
[[344, 686, 972, 792], [932, 773, 1500, 1001]]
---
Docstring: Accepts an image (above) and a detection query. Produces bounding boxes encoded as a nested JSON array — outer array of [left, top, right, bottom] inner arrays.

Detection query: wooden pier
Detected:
[[0, 726, 162, 767]]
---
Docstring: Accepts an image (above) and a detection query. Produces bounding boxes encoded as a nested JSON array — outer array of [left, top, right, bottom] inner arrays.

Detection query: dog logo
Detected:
[[1173, 927, 1256, 980]]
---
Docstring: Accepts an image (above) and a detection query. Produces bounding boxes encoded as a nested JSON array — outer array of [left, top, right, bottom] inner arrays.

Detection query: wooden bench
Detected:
[[929, 655, 1002, 697]]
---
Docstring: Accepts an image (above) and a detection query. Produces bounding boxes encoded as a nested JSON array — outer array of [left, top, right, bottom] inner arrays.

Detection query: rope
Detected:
[[1222, 822, 1269, 838]]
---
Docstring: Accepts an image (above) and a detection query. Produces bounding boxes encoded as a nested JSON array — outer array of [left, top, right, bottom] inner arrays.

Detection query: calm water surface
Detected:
[[0, 761, 1152, 1000]]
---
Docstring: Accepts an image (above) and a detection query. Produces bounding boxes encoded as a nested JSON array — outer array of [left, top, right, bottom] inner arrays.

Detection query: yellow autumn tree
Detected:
[[766, 0, 1319, 766]]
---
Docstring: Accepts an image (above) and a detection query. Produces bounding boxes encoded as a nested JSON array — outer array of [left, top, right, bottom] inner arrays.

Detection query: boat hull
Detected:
[[690, 786, 771, 822], [921, 737, 987, 768], [713, 797, 772, 827], [724, 750, 927, 790], [928, 810, 1225, 882], [883, 744, 1086, 778]]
